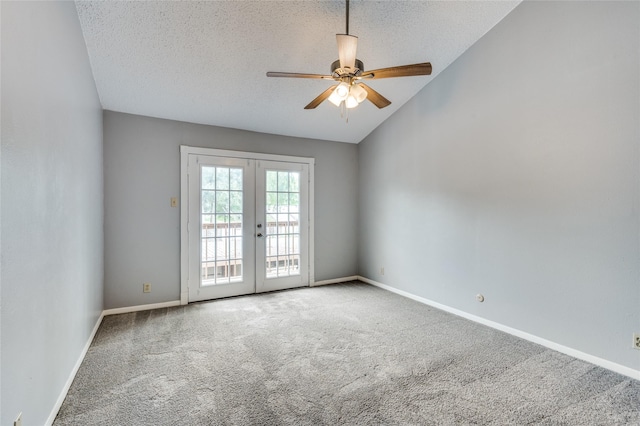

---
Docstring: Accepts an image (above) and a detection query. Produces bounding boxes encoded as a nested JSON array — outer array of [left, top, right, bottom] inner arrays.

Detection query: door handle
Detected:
[[257, 233, 264, 238]]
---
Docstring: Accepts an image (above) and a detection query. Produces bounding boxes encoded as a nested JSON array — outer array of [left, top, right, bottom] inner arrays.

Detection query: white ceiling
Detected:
[[75, 1, 520, 144]]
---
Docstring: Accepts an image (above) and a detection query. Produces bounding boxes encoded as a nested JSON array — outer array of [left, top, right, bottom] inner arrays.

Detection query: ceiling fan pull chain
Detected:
[[342, 101, 349, 123]]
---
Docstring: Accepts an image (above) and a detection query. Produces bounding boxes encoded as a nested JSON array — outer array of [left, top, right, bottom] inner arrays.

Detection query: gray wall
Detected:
[[103, 111, 358, 309], [358, 1, 639, 371], [1, 2, 104, 425]]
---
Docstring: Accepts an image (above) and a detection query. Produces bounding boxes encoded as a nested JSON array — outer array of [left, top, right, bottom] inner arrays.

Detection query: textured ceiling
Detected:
[[75, 1, 520, 144]]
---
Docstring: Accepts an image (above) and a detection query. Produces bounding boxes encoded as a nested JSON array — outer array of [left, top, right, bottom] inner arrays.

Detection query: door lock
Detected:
[[257, 224, 262, 228]]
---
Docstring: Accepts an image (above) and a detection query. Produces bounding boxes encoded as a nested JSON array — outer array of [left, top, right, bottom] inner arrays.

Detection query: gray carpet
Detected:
[[55, 282, 639, 425]]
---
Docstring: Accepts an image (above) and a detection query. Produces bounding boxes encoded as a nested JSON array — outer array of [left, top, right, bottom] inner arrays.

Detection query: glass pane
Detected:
[[289, 173, 299, 192], [229, 191, 242, 213], [266, 192, 278, 213], [263, 168, 302, 279], [229, 237, 236, 259], [278, 193, 289, 210], [278, 172, 289, 192], [229, 168, 242, 190], [266, 171, 278, 191], [277, 171, 289, 191], [203, 261, 215, 280], [288, 214, 299, 233], [216, 237, 228, 260], [266, 257, 278, 278], [266, 235, 277, 257], [216, 215, 229, 236], [290, 255, 300, 274], [274, 214, 284, 234], [202, 167, 216, 189], [202, 237, 215, 261], [216, 168, 229, 190], [201, 166, 243, 286], [289, 193, 300, 211], [217, 262, 229, 280], [266, 214, 277, 235], [202, 190, 215, 213], [231, 237, 242, 259], [216, 191, 229, 213], [202, 223, 215, 238], [230, 261, 242, 278], [230, 214, 242, 236], [277, 256, 288, 276], [289, 234, 300, 254], [278, 235, 287, 255]]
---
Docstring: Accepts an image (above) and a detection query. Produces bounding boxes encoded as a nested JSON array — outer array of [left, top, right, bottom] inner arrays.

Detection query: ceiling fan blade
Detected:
[[267, 72, 333, 80], [360, 62, 432, 79], [360, 84, 391, 109], [304, 85, 338, 109], [336, 34, 358, 70]]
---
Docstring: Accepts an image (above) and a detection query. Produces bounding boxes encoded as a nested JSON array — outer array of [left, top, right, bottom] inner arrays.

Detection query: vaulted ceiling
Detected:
[[76, 1, 520, 143]]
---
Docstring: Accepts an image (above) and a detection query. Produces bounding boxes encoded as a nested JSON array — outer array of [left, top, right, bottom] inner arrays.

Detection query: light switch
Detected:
[[171, 197, 178, 207]]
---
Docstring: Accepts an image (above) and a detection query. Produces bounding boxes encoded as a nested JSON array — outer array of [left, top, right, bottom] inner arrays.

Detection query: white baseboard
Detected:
[[103, 300, 182, 316], [358, 275, 640, 381], [47, 300, 182, 422], [46, 311, 105, 426], [311, 276, 358, 287]]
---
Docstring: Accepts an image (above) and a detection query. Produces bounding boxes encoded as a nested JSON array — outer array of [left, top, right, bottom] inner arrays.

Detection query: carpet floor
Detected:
[[54, 281, 640, 425]]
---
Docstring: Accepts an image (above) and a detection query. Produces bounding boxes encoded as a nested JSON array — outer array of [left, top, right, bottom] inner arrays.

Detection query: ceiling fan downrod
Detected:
[[346, 0, 349, 35]]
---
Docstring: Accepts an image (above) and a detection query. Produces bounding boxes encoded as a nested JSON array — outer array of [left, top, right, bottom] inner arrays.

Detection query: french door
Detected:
[[181, 148, 312, 303], [256, 160, 309, 293]]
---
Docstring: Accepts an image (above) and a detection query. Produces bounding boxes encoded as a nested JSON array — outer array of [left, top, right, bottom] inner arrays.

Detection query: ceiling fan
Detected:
[[266, 0, 432, 111]]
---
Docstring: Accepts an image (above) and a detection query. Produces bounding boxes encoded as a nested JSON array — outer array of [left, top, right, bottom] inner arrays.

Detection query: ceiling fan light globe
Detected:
[[334, 82, 350, 100], [345, 94, 359, 109], [350, 83, 367, 103], [328, 90, 343, 107]]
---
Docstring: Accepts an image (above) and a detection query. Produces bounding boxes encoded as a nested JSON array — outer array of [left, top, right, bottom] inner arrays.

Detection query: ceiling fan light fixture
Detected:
[[328, 82, 349, 106], [345, 94, 359, 109], [265, 0, 432, 113], [328, 91, 343, 107], [350, 83, 367, 103], [335, 82, 350, 99]]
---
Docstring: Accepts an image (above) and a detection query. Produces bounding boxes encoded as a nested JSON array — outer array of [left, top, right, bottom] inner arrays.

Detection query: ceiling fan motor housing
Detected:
[[331, 59, 364, 79]]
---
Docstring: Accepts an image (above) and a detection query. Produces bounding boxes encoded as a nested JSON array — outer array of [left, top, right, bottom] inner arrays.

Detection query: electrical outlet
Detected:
[[143, 283, 151, 293], [634, 333, 640, 350], [380, 267, 384, 276], [14, 412, 22, 426]]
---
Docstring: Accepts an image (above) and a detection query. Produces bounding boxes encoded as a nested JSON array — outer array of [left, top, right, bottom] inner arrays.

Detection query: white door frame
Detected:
[[180, 146, 315, 305]]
